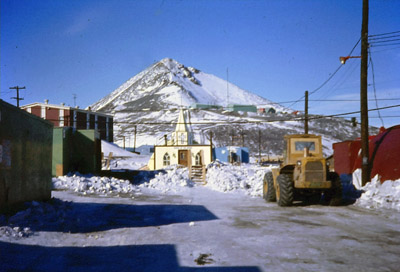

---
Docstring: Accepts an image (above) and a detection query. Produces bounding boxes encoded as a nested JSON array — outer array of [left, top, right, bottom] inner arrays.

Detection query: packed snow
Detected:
[[101, 140, 150, 170], [205, 161, 269, 197], [353, 169, 400, 211], [52, 163, 269, 197], [51, 161, 400, 213], [2, 162, 399, 244]]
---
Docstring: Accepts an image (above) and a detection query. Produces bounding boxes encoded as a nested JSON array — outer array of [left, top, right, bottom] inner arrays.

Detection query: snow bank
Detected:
[[205, 161, 271, 197], [0, 226, 32, 239], [102, 140, 136, 158], [53, 174, 140, 196], [101, 140, 151, 170], [0, 199, 71, 239], [138, 166, 194, 193], [52, 168, 193, 196], [52, 162, 270, 198], [353, 169, 400, 211]]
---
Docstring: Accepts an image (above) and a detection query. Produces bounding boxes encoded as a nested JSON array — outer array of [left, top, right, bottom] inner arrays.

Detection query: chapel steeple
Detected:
[[172, 109, 193, 145]]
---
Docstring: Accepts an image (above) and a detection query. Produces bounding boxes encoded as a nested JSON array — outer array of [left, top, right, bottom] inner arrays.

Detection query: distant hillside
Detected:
[[91, 58, 376, 157]]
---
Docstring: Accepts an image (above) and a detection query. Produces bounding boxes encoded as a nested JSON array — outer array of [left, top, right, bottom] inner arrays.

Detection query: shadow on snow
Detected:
[[0, 242, 261, 272], [5, 200, 218, 233]]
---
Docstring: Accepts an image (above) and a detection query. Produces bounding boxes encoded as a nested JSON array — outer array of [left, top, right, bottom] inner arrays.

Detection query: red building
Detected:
[[21, 100, 113, 142], [333, 125, 400, 182]]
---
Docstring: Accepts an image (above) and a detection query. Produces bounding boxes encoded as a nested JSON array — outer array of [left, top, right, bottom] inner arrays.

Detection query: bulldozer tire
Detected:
[[325, 172, 343, 206], [277, 174, 294, 207], [263, 172, 276, 202]]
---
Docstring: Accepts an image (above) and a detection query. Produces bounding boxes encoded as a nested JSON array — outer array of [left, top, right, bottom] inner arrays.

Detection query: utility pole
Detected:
[[305, 90, 309, 134], [133, 125, 137, 153], [258, 128, 261, 164], [360, 0, 370, 186], [73, 94, 77, 107], [10, 86, 25, 107], [240, 130, 245, 147]]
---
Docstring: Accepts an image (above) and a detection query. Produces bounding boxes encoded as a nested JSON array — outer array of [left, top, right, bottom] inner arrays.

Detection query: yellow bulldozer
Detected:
[[263, 134, 342, 206]]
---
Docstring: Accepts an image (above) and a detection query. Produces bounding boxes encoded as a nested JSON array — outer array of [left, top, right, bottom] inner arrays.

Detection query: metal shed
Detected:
[[0, 100, 53, 211]]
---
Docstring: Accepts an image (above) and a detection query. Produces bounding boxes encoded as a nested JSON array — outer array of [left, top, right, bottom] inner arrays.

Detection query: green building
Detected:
[[227, 104, 257, 113], [52, 127, 101, 176], [0, 100, 53, 211]]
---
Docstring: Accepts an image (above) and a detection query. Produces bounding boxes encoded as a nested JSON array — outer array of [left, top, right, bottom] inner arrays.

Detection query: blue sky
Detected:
[[1, 0, 399, 128]]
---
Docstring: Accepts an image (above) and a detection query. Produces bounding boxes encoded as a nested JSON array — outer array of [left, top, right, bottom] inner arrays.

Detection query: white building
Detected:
[[148, 109, 212, 175]]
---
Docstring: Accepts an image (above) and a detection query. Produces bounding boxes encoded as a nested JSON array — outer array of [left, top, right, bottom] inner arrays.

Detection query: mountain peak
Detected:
[[159, 57, 179, 67], [89, 58, 363, 156], [91, 58, 281, 112]]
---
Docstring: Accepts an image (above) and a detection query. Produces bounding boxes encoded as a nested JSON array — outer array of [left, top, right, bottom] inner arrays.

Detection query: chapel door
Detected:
[[178, 150, 189, 167]]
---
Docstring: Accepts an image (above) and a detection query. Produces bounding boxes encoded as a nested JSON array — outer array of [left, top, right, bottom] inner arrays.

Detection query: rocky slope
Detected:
[[91, 58, 374, 157]]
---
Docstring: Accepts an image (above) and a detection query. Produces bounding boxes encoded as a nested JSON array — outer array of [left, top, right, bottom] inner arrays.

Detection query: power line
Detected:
[[369, 30, 400, 37], [370, 42, 400, 47], [278, 98, 400, 104], [361, 116, 400, 119], [41, 104, 400, 125], [369, 34, 400, 41], [287, 38, 361, 108], [370, 38, 400, 44], [368, 48, 384, 127], [369, 35, 400, 43], [370, 46, 400, 53]]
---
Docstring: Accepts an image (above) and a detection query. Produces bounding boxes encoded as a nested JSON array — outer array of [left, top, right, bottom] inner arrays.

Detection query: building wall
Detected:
[[52, 127, 73, 176], [46, 107, 60, 126], [52, 128, 101, 176], [154, 145, 212, 170], [31, 106, 41, 117], [228, 104, 257, 113], [71, 130, 101, 175], [333, 140, 361, 175], [0, 100, 53, 211], [22, 104, 113, 142], [214, 147, 250, 163]]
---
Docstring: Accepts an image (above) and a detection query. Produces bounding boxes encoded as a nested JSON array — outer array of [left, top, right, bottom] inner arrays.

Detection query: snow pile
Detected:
[[0, 199, 72, 239], [102, 140, 136, 158], [205, 161, 271, 197], [138, 166, 194, 193], [354, 170, 400, 211], [0, 226, 32, 239], [53, 174, 139, 195], [101, 140, 151, 170]]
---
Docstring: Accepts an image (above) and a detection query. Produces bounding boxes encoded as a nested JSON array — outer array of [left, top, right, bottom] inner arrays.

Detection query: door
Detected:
[[178, 150, 189, 167]]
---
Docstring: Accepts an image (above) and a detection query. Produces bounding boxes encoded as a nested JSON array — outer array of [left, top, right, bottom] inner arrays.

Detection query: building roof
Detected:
[[175, 109, 189, 133], [21, 101, 113, 118]]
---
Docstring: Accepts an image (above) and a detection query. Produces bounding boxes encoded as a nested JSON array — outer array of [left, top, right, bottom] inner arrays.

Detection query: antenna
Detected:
[[226, 68, 229, 107], [73, 93, 77, 107], [180, 90, 183, 108]]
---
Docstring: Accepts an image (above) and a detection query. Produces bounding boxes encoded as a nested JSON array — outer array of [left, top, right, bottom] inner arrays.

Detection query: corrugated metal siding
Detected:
[[0, 100, 53, 210]]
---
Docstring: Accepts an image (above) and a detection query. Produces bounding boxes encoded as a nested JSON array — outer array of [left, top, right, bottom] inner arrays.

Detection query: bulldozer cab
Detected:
[[284, 134, 322, 165]]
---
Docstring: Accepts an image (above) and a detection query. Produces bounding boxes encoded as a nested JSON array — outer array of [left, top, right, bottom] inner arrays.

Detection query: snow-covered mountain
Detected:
[[91, 58, 374, 157], [91, 58, 285, 112]]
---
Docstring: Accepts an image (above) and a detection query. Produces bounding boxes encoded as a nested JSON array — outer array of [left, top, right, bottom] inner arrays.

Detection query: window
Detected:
[[59, 109, 64, 127], [180, 133, 186, 145], [195, 152, 202, 165], [295, 141, 316, 151], [163, 153, 170, 166]]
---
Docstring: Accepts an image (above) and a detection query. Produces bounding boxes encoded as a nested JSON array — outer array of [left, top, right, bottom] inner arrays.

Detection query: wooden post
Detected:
[[305, 90, 309, 134], [360, 0, 370, 186]]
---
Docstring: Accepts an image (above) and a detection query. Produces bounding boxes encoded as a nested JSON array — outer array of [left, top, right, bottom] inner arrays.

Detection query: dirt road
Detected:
[[1, 187, 399, 271]]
